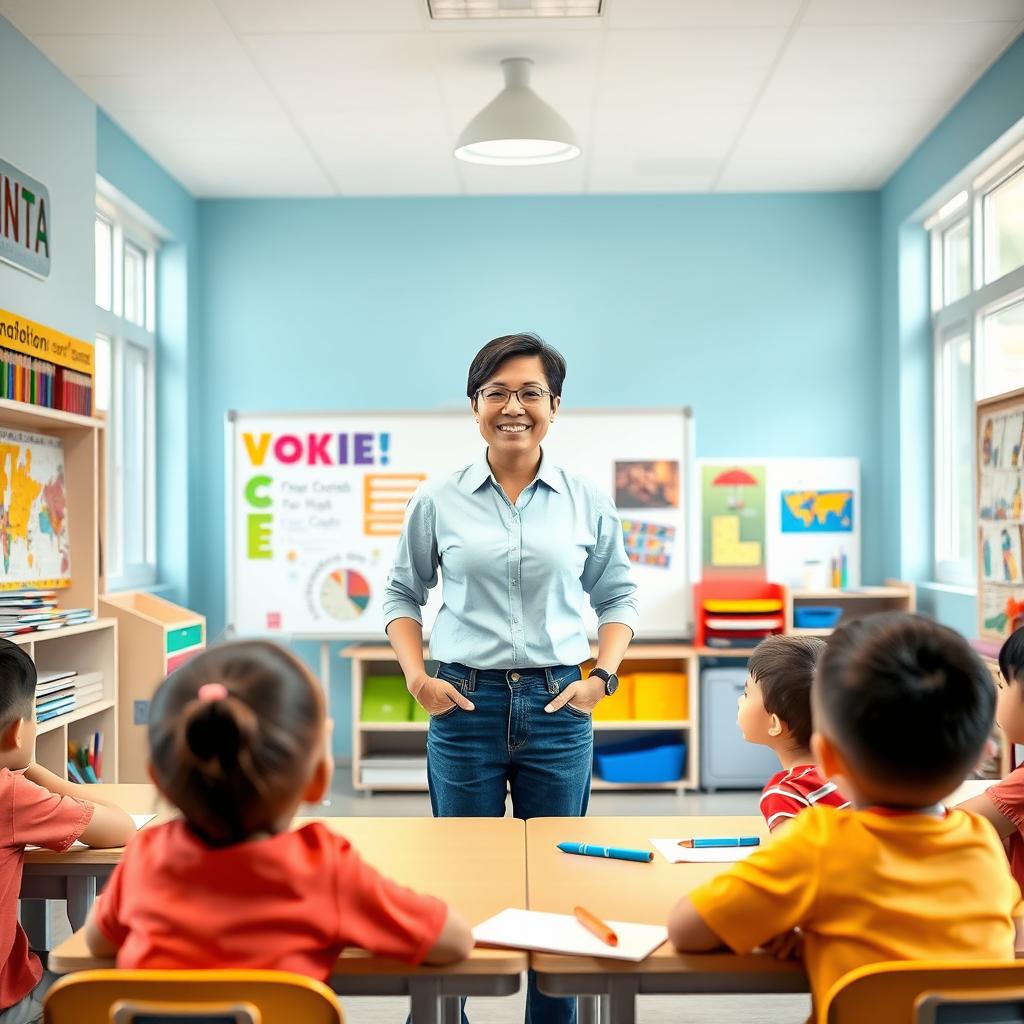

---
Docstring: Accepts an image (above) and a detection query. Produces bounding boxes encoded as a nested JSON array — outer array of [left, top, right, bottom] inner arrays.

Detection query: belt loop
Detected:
[[466, 668, 477, 693], [544, 667, 558, 695]]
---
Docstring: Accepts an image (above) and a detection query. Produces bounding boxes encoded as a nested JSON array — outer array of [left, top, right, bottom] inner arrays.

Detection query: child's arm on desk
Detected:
[[667, 896, 726, 952], [422, 907, 474, 964], [23, 763, 135, 848], [958, 791, 1018, 839]]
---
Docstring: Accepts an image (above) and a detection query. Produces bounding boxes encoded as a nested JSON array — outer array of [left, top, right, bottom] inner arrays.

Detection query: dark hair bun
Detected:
[[180, 695, 259, 774]]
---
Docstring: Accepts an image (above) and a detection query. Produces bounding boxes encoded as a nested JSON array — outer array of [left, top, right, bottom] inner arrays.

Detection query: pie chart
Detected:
[[319, 569, 371, 621]]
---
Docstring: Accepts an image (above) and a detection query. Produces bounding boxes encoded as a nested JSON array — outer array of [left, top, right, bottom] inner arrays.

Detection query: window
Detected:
[[930, 140, 1024, 586], [95, 192, 158, 590]]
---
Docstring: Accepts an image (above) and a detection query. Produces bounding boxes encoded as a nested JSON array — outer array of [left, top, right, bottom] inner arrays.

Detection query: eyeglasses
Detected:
[[475, 385, 553, 405]]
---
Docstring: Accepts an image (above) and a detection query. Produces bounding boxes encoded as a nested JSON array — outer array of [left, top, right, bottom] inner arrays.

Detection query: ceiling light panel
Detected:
[[427, 0, 602, 20]]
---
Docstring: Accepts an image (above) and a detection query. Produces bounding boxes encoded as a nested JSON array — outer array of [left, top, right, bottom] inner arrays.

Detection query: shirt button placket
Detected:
[[509, 508, 525, 662]]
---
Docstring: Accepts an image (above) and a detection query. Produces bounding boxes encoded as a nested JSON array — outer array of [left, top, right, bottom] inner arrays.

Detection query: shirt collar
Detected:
[[460, 449, 564, 494]]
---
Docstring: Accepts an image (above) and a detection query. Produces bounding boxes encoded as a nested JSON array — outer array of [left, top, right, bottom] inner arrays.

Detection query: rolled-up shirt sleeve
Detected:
[[581, 493, 639, 634], [382, 486, 439, 631]]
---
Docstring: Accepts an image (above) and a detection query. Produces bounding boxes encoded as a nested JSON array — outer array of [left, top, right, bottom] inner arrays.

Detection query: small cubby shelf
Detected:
[[344, 643, 699, 793]]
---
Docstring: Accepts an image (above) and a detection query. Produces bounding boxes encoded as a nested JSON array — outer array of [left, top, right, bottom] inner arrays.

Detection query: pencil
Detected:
[[678, 836, 760, 848], [573, 905, 618, 947]]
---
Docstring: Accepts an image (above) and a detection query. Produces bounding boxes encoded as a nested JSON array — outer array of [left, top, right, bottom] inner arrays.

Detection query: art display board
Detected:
[[697, 457, 860, 588], [226, 408, 693, 641], [977, 386, 1024, 642]]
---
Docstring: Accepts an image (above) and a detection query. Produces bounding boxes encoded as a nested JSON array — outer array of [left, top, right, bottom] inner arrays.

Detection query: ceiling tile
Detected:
[[605, 0, 802, 28], [459, 160, 587, 194], [803, 0, 1024, 24], [217, 0, 426, 33], [74, 69, 280, 114], [1, 0, 226, 34]]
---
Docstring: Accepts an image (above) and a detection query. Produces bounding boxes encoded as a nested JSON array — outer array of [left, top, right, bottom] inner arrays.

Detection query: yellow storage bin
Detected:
[[592, 675, 635, 721], [632, 672, 689, 721]]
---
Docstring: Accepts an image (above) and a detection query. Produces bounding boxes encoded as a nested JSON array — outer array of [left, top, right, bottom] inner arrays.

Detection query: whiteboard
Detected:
[[226, 408, 693, 641]]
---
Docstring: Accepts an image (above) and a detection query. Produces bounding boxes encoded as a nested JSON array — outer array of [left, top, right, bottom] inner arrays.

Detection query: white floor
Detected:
[[321, 773, 810, 1024]]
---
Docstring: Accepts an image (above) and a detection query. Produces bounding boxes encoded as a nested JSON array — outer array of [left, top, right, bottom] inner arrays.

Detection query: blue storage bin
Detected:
[[794, 605, 843, 629], [594, 733, 686, 783]]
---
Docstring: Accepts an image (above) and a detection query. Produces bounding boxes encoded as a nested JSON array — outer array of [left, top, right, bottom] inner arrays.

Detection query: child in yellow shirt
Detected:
[[669, 612, 1022, 1013]]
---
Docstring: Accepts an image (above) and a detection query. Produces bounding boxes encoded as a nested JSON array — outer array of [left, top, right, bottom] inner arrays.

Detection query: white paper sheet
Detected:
[[473, 908, 668, 962], [650, 837, 759, 864]]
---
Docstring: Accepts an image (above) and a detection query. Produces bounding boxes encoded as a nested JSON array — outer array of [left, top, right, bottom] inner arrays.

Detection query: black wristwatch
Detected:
[[589, 667, 619, 696]]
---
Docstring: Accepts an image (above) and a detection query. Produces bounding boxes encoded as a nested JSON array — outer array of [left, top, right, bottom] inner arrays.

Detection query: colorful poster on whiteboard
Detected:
[[228, 409, 693, 640]]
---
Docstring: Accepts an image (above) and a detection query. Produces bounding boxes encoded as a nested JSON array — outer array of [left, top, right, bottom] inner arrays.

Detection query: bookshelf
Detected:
[[785, 580, 916, 635], [344, 643, 699, 794], [0, 400, 118, 781], [98, 592, 205, 783]]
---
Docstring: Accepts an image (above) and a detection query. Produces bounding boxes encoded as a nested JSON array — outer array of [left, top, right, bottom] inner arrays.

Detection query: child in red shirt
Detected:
[[84, 641, 473, 977], [959, 625, 1024, 891], [0, 640, 134, 1024], [737, 635, 849, 831]]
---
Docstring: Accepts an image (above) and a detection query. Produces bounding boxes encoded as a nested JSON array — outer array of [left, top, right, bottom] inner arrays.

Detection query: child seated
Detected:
[[739, 635, 848, 831], [0, 640, 134, 1024], [958, 625, 1024, 891], [84, 641, 473, 974], [669, 613, 1022, 1012]]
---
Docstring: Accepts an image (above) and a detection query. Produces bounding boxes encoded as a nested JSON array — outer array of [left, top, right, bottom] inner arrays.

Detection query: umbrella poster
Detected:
[[701, 464, 766, 575]]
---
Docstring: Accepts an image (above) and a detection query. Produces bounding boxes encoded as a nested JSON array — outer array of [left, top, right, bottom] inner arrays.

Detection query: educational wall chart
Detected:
[[698, 458, 860, 588], [977, 387, 1024, 641], [0, 428, 70, 589], [227, 409, 693, 640]]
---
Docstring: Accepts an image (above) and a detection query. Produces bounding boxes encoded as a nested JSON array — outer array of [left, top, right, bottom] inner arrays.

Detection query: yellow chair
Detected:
[[821, 960, 1024, 1024], [44, 970, 344, 1024]]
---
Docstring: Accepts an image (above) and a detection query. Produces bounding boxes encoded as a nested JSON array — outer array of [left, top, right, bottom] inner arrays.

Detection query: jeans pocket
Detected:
[[430, 664, 466, 719], [564, 703, 593, 720], [556, 667, 591, 718]]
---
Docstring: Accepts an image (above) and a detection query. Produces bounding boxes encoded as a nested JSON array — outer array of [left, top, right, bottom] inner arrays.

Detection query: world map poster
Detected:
[[0, 428, 70, 589], [780, 490, 854, 533]]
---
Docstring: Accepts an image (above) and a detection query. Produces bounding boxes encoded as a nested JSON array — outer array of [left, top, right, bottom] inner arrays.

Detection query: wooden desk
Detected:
[[49, 816, 527, 1024], [21, 784, 165, 944], [526, 816, 806, 1024]]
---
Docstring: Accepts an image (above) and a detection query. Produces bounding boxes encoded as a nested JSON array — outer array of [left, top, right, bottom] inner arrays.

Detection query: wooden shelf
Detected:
[[37, 699, 115, 735], [10, 618, 116, 647], [790, 585, 912, 600], [360, 722, 427, 732], [789, 628, 834, 637], [695, 646, 757, 657], [0, 398, 102, 433], [591, 778, 691, 791]]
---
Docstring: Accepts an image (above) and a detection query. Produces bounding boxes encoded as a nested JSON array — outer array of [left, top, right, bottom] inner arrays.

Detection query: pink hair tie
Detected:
[[197, 683, 228, 702]]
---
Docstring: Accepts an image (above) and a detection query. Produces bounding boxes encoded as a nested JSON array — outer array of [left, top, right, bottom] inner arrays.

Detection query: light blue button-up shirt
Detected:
[[383, 450, 639, 669]]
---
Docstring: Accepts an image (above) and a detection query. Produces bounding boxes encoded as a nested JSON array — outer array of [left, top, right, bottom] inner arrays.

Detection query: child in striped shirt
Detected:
[[737, 634, 849, 831]]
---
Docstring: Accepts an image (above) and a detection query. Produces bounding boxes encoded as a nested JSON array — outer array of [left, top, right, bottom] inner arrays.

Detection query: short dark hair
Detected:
[[747, 635, 826, 748], [999, 626, 1024, 685], [149, 641, 324, 846], [467, 333, 567, 401], [816, 613, 994, 790], [0, 640, 35, 725]]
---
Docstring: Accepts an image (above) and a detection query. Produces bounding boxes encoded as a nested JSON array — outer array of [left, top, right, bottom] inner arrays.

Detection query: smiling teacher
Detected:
[[382, 332, 638, 1024]]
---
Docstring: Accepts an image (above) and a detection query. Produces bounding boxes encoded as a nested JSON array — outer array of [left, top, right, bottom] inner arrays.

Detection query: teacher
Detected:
[[382, 332, 638, 1024]]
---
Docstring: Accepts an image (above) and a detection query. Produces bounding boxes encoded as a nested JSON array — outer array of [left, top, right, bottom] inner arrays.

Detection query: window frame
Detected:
[[929, 138, 1024, 587], [95, 192, 158, 592]]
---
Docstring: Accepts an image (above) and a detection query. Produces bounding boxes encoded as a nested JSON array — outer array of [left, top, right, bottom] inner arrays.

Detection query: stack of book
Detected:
[[0, 591, 96, 637], [35, 669, 104, 724], [0, 348, 93, 416]]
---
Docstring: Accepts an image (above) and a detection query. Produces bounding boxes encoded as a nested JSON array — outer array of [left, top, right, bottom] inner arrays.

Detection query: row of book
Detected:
[[0, 590, 95, 638], [67, 734, 103, 783], [0, 347, 93, 416], [36, 669, 104, 724]]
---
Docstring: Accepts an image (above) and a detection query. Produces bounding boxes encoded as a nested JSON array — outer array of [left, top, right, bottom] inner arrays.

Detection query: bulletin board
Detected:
[[977, 386, 1024, 642], [225, 408, 694, 641]]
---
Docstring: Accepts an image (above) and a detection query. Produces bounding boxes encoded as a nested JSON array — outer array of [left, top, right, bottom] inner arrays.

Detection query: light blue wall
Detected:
[[96, 113, 200, 606], [0, 18, 94, 341], [880, 33, 1024, 636], [197, 192, 882, 753]]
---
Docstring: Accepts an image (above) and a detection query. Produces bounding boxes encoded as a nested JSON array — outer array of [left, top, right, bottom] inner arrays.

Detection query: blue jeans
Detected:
[[428, 662, 592, 1024]]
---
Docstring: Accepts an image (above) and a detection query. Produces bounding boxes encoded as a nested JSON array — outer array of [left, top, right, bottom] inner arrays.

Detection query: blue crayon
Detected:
[[678, 836, 760, 849], [557, 842, 653, 863]]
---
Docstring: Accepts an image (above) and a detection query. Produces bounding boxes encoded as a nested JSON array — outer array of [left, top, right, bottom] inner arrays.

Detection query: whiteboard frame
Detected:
[[224, 406, 694, 642]]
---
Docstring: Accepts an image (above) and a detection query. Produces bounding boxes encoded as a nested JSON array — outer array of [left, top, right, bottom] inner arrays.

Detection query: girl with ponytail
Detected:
[[82, 640, 472, 976]]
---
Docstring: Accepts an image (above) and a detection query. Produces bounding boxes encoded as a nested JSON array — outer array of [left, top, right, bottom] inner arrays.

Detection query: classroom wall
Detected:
[[96, 113, 200, 607], [196, 192, 882, 753], [0, 18, 95, 342], [880, 34, 1024, 637]]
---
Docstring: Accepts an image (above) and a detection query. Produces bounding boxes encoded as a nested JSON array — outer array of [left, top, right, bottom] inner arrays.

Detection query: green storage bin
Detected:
[[166, 623, 203, 654], [361, 676, 412, 723], [410, 699, 429, 723]]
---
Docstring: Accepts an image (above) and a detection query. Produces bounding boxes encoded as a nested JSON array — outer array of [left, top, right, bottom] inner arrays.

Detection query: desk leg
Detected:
[[440, 996, 461, 1024], [605, 978, 637, 1024], [66, 876, 96, 931], [408, 979, 441, 1024], [578, 995, 600, 1024]]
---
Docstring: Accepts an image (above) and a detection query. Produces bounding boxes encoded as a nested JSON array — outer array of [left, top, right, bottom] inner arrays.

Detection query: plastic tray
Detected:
[[793, 606, 843, 628], [594, 733, 686, 783]]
